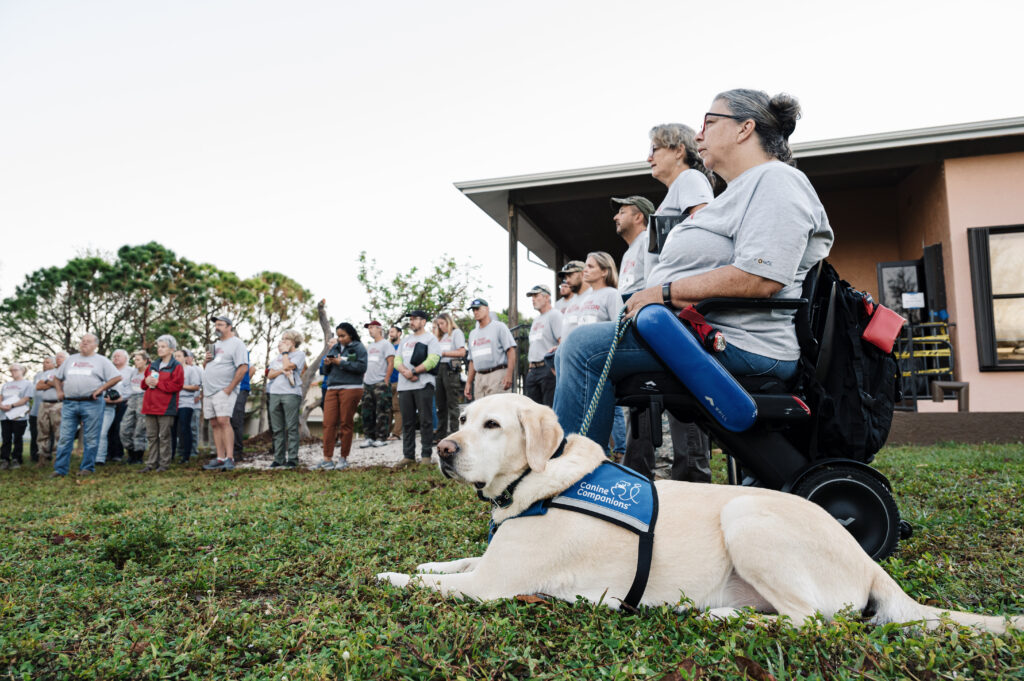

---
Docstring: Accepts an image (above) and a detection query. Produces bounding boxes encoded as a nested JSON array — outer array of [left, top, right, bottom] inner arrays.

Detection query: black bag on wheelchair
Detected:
[[798, 261, 904, 464]]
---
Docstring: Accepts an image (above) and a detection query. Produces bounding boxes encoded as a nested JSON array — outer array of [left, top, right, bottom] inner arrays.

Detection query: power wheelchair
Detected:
[[615, 262, 911, 561]]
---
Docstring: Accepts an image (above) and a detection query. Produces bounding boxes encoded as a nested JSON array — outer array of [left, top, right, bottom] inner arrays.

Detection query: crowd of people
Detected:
[[0, 88, 834, 486]]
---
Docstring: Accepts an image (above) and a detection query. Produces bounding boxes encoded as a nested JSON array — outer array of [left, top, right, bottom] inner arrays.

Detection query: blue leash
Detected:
[[578, 309, 631, 439]]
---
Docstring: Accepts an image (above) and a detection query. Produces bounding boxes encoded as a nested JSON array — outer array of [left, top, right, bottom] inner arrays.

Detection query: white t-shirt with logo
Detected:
[[1, 380, 32, 421], [468, 320, 516, 372], [438, 328, 466, 366], [561, 287, 623, 344], [54, 353, 120, 399], [268, 350, 307, 396], [363, 339, 396, 385], [396, 332, 441, 392], [528, 309, 563, 363], [619, 234, 648, 295]]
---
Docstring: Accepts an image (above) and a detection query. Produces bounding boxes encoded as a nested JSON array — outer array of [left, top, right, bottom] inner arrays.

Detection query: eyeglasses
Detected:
[[700, 112, 748, 135], [648, 144, 678, 157]]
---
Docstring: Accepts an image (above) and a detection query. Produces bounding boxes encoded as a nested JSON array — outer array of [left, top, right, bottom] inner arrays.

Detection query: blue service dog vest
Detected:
[[490, 461, 659, 610]]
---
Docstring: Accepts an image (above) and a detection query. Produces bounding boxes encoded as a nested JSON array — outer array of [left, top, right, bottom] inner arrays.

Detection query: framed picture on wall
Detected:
[[877, 260, 924, 323]]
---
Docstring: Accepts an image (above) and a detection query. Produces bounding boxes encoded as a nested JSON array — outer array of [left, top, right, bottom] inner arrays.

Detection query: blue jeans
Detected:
[[54, 398, 105, 475], [552, 322, 797, 450], [611, 407, 626, 454], [96, 404, 115, 463]]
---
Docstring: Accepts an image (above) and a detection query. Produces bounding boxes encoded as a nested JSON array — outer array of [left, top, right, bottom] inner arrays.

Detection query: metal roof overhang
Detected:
[[456, 117, 1024, 269]]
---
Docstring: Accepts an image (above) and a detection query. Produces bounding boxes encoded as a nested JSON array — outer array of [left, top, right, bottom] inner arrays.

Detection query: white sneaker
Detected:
[[372, 440, 388, 447], [358, 439, 374, 449], [313, 459, 335, 471], [334, 458, 350, 470]]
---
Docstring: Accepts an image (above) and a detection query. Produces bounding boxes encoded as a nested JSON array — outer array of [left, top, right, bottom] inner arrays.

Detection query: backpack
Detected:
[[797, 261, 904, 463]]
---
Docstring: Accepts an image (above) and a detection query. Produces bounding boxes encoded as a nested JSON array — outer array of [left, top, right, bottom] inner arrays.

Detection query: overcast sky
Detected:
[[2, 0, 1023, 329]]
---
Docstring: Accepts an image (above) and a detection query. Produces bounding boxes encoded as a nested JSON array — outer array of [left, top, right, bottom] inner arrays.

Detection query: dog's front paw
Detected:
[[416, 561, 449, 574], [376, 572, 411, 588]]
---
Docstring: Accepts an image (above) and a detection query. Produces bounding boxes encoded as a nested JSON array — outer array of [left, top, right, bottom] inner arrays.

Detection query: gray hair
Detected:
[[55, 351, 68, 359], [280, 328, 304, 348], [155, 334, 178, 350], [10, 363, 26, 375], [586, 251, 619, 289], [650, 123, 708, 177], [714, 89, 801, 165], [112, 349, 129, 360]]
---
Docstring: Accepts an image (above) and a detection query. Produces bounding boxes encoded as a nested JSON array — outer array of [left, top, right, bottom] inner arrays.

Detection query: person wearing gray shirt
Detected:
[[359, 322, 396, 449], [48, 333, 122, 477], [1, 364, 33, 469], [266, 329, 307, 468], [610, 196, 656, 297], [393, 311, 442, 466], [465, 299, 517, 401], [556, 89, 833, 466], [201, 316, 249, 472], [33, 356, 61, 464], [524, 285, 562, 407]]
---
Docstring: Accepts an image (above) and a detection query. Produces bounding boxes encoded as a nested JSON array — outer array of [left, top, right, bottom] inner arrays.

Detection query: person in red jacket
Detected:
[[140, 335, 184, 473]]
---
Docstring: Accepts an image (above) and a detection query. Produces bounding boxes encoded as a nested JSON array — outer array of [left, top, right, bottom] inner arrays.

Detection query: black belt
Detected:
[[42, 399, 61, 403], [64, 396, 99, 402], [528, 362, 546, 369], [476, 365, 508, 375]]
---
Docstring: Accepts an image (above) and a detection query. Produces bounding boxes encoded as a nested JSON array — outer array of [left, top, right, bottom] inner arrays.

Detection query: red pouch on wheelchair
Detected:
[[677, 305, 726, 353], [861, 304, 905, 353]]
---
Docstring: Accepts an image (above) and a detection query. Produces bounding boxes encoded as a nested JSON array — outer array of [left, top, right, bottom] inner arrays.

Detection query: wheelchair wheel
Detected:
[[792, 465, 900, 561]]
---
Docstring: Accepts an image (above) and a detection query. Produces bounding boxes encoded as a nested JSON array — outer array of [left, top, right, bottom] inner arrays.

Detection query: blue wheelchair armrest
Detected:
[[633, 304, 757, 433]]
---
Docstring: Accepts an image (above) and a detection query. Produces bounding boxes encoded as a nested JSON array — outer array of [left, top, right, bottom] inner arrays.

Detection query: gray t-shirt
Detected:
[[54, 353, 120, 399], [558, 292, 587, 345], [619, 234, 648, 295], [554, 297, 570, 312], [647, 161, 834, 360], [125, 368, 146, 396], [203, 336, 249, 394], [575, 286, 623, 327], [396, 332, 441, 392], [1, 379, 33, 421], [647, 169, 715, 278], [363, 339, 395, 385], [528, 309, 563, 363], [438, 328, 466, 366], [268, 350, 306, 396], [34, 369, 58, 401], [179, 364, 203, 402], [468, 320, 516, 372]]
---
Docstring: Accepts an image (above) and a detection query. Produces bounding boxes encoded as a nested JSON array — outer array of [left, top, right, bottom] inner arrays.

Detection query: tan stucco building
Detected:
[[457, 117, 1024, 415]]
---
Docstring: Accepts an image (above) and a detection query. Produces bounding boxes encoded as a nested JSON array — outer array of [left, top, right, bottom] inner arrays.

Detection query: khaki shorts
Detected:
[[203, 389, 238, 420]]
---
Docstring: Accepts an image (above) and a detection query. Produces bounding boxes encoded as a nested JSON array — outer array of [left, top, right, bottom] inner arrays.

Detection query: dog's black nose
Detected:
[[436, 439, 459, 460]]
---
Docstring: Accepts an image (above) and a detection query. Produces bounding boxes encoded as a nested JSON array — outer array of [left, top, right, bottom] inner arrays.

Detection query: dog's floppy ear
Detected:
[[520, 401, 564, 472]]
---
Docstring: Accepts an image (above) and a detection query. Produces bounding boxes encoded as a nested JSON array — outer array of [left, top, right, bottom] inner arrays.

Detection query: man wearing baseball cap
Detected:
[[201, 315, 249, 471], [611, 196, 655, 297], [524, 285, 562, 407], [464, 299, 517, 401], [393, 310, 442, 467], [557, 261, 589, 341], [358, 321, 395, 448]]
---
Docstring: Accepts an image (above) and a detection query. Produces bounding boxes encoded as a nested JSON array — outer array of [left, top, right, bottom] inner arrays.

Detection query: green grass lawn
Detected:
[[1, 443, 1022, 680]]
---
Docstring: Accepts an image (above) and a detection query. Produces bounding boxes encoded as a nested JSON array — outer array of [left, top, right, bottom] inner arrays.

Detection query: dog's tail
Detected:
[[869, 565, 1023, 634]]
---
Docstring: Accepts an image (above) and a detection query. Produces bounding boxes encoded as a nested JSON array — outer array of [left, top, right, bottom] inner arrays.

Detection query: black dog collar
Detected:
[[477, 438, 567, 509]]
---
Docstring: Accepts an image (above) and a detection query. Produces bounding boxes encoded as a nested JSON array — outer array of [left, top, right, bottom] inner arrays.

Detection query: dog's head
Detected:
[[435, 394, 564, 492]]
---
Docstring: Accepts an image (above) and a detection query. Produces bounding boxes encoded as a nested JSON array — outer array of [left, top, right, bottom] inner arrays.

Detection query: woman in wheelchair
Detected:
[[553, 89, 835, 447]]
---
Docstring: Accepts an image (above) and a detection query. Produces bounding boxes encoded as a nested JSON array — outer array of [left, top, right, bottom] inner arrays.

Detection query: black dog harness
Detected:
[[480, 440, 659, 610]]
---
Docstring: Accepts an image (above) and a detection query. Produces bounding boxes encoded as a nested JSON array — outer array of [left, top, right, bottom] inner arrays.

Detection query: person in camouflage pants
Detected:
[[358, 322, 395, 447]]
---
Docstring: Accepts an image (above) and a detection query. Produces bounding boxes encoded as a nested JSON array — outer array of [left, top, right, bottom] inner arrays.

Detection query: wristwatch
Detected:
[[662, 282, 673, 305]]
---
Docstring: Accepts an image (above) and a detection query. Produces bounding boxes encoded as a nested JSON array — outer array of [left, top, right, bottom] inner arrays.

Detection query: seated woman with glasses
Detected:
[[553, 88, 834, 450]]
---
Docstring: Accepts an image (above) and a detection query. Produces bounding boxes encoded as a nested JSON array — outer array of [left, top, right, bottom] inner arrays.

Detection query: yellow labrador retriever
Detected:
[[377, 394, 1021, 632]]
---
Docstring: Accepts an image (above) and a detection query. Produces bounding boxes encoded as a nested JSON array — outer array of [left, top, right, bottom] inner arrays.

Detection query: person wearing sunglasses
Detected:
[[553, 89, 834, 460]]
